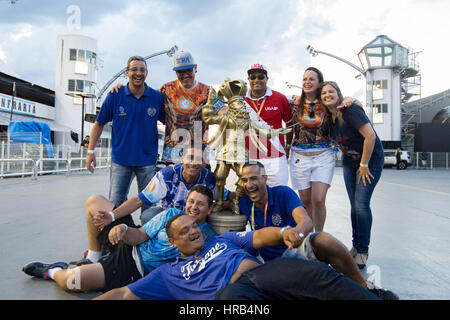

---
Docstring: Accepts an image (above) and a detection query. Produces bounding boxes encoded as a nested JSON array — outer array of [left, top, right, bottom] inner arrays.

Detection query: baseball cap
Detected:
[[247, 63, 268, 75], [173, 51, 196, 71]]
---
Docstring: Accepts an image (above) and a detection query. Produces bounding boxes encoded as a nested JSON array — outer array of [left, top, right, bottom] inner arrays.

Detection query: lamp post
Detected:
[[65, 92, 96, 144], [306, 44, 373, 123]]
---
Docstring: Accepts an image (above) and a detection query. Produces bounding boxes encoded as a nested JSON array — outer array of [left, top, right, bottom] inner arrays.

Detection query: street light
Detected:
[[96, 45, 179, 103], [306, 44, 373, 123], [65, 92, 96, 145]]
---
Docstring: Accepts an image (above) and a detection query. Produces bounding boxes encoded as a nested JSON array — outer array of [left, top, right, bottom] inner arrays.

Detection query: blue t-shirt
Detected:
[[239, 185, 304, 261], [138, 163, 217, 210], [129, 231, 261, 300], [137, 208, 217, 275], [96, 83, 165, 166], [331, 104, 384, 168]]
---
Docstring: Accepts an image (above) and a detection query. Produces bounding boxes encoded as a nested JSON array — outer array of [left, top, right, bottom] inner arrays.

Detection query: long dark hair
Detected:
[[299, 67, 324, 110]]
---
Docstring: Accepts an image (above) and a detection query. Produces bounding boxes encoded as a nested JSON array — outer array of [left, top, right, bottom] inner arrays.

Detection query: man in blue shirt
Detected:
[[94, 214, 379, 300], [86, 56, 165, 214], [238, 162, 398, 299], [22, 185, 216, 294]]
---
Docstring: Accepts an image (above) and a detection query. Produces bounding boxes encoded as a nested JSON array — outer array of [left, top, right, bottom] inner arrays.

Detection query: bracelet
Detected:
[[108, 211, 115, 222], [360, 163, 369, 168], [280, 226, 292, 237], [87, 150, 95, 155]]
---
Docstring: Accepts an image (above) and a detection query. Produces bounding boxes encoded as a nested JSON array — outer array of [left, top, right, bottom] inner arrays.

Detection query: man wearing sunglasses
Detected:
[[245, 64, 293, 187], [159, 51, 223, 165]]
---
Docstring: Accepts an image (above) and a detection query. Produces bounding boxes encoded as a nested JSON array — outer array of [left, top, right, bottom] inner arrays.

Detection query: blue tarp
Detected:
[[7, 121, 54, 157]]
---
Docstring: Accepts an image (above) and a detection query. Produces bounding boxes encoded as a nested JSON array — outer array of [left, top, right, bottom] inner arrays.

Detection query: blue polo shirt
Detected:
[[129, 231, 260, 300], [239, 185, 304, 261], [96, 83, 165, 166]]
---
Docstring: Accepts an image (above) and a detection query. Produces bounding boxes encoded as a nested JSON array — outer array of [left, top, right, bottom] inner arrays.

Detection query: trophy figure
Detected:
[[202, 78, 291, 220]]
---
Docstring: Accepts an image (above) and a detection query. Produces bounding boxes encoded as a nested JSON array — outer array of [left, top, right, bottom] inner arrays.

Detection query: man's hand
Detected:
[[108, 224, 128, 245], [282, 227, 306, 249], [109, 83, 124, 94], [93, 211, 113, 230], [86, 153, 96, 173]]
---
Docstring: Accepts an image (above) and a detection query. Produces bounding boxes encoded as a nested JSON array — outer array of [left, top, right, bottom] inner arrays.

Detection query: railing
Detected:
[[0, 139, 111, 179]]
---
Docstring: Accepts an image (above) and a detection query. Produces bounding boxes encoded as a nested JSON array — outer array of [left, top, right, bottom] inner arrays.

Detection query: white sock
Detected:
[[86, 250, 101, 262], [47, 267, 62, 280]]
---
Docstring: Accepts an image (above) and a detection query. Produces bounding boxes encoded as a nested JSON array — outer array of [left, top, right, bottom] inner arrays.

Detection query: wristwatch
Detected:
[[280, 226, 292, 237]]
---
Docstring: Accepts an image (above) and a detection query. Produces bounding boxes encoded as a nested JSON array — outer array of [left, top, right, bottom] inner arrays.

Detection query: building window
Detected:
[[67, 79, 96, 94], [68, 79, 75, 91], [373, 103, 388, 114], [69, 49, 97, 65], [69, 49, 77, 61]]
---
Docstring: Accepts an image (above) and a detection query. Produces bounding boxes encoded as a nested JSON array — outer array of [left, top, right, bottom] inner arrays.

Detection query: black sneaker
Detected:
[[366, 281, 400, 300], [22, 261, 68, 280], [369, 287, 400, 300]]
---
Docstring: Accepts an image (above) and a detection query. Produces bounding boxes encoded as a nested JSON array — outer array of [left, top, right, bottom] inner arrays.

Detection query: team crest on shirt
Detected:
[[272, 214, 283, 226], [175, 97, 195, 113], [147, 107, 156, 117], [118, 106, 126, 116]]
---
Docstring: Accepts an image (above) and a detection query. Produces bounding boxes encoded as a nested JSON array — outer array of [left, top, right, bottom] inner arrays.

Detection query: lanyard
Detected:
[[249, 98, 266, 121], [251, 201, 268, 231]]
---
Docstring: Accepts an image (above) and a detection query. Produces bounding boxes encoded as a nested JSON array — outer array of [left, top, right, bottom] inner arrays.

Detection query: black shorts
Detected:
[[97, 214, 142, 292]]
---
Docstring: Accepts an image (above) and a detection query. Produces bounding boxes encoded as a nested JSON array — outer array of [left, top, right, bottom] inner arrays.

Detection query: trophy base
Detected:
[[207, 210, 248, 235]]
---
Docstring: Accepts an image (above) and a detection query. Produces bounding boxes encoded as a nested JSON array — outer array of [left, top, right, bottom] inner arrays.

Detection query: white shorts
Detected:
[[254, 155, 289, 187], [289, 149, 335, 190]]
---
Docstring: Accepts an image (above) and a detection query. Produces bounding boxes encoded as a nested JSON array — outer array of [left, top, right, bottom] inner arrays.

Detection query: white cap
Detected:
[[173, 51, 196, 71]]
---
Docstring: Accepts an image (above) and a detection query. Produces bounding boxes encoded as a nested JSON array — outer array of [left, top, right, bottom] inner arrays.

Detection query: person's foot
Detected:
[[366, 280, 400, 300], [354, 252, 368, 269], [349, 247, 357, 258], [22, 261, 68, 279], [68, 250, 93, 267]]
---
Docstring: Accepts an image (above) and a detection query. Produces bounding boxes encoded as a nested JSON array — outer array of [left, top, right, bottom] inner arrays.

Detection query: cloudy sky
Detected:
[[0, 0, 449, 104]]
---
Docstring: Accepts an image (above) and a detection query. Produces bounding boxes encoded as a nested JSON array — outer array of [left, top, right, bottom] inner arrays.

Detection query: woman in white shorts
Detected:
[[289, 67, 335, 232]]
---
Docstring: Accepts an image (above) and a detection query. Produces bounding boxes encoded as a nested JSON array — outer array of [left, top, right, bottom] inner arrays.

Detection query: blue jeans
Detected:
[[342, 157, 383, 254], [109, 162, 156, 214]]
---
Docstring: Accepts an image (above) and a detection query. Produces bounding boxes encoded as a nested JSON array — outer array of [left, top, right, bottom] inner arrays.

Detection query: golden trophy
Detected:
[[202, 78, 291, 227]]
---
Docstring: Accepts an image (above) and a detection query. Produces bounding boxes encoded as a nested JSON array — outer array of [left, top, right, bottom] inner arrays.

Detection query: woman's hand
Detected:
[[357, 166, 374, 187]]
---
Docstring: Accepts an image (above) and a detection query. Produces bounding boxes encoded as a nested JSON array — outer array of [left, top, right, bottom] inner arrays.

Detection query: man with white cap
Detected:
[[110, 51, 222, 165], [244, 63, 293, 186]]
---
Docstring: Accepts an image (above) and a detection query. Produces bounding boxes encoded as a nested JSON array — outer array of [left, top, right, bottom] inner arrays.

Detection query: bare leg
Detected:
[[52, 263, 106, 292], [85, 194, 115, 252], [311, 232, 368, 289], [298, 188, 312, 220], [310, 182, 329, 232]]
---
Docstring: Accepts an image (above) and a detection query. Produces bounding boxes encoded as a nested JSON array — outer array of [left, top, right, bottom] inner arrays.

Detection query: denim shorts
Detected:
[[281, 232, 318, 261]]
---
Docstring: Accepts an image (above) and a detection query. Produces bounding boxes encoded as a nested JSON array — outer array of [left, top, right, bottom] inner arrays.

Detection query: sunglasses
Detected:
[[249, 74, 266, 80], [177, 68, 194, 75], [308, 103, 315, 118]]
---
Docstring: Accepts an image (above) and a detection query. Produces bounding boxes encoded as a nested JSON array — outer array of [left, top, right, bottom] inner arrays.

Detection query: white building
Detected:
[[54, 34, 99, 149]]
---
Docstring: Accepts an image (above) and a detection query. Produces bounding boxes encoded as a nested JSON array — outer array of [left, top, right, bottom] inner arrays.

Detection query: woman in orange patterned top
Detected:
[[289, 67, 334, 232]]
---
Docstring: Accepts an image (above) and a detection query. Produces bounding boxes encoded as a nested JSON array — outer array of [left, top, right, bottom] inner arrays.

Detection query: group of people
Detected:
[[22, 50, 395, 300]]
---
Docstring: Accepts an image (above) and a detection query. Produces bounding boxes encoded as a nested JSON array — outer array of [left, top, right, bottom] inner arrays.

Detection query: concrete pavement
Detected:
[[0, 167, 449, 299]]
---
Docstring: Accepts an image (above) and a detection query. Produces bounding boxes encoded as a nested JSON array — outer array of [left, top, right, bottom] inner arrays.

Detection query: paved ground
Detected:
[[1, 166, 449, 300]]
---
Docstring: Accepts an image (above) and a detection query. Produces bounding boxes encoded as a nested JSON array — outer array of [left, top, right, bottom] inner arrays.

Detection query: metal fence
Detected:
[[0, 134, 111, 179]]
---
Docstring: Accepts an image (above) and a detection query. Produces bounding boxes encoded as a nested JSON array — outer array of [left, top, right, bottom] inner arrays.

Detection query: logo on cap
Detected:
[[248, 63, 267, 74], [173, 51, 196, 71]]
